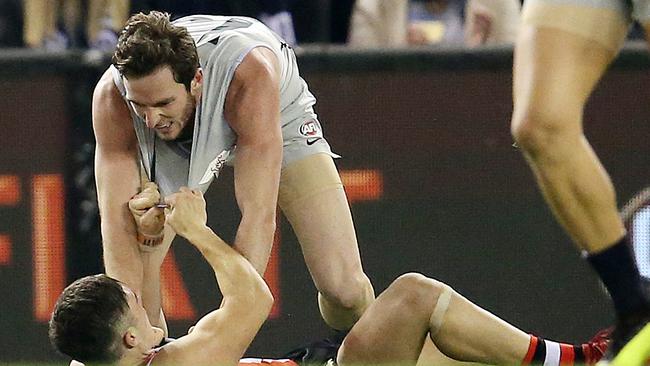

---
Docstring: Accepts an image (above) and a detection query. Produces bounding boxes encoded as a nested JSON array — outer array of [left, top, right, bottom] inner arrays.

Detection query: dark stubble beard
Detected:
[[174, 93, 197, 141]]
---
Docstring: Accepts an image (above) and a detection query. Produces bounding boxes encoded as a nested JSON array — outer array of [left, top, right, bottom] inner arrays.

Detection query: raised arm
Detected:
[[127, 181, 173, 333], [224, 47, 283, 275], [157, 188, 273, 365], [92, 69, 144, 293]]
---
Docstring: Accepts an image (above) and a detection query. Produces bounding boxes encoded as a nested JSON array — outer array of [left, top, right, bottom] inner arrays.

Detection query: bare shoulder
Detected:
[[93, 68, 123, 106], [92, 68, 136, 148], [232, 47, 280, 86], [149, 330, 244, 366], [224, 47, 281, 128]]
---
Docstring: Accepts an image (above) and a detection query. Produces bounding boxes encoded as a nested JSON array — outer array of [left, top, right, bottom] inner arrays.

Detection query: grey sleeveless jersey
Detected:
[[111, 15, 336, 196]]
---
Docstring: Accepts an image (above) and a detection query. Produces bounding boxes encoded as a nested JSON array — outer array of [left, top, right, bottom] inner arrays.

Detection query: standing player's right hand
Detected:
[[128, 182, 166, 245], [164, 187, 208, 239]]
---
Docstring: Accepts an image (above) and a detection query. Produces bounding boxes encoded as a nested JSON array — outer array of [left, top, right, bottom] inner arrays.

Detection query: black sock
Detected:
[[587, 236, 650, 316]]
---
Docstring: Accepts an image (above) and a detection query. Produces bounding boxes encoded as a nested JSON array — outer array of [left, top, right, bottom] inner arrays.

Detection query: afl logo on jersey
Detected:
[[299, 120, 321, 137]]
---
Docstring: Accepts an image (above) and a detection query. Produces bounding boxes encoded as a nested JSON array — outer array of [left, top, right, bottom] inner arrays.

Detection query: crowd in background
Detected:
[[0, 0, 528, 51]]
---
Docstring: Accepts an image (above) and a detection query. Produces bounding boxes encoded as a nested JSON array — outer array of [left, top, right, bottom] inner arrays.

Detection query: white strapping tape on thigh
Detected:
[[429, 284, 453, 336]]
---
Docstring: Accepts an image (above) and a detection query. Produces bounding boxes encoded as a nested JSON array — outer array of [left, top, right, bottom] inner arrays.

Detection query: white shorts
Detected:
[[522, 0, 648, 51]]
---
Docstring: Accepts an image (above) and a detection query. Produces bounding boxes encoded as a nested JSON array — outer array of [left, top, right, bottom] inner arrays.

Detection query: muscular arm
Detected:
[[140, 225, 175, 336], [158, 190, 273, 365], [224, 47, 283, 275], [92, 69, 144, 293]]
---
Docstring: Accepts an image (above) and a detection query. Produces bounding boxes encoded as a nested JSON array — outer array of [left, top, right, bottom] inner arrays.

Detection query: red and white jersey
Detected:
[[239, 358, 299, 366]]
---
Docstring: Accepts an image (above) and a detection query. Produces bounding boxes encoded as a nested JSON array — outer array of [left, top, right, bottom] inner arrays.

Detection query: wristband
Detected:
[[137, 231, 164, 247]]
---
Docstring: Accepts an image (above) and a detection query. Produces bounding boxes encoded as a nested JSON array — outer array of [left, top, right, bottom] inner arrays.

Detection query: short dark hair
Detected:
[[112, 11, 199, 90], [49, 274, 130, 363]]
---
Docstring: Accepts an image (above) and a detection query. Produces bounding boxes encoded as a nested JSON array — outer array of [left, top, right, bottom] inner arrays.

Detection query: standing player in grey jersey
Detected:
[[92, 11, 374, 332], [510, 0, 650, 358]]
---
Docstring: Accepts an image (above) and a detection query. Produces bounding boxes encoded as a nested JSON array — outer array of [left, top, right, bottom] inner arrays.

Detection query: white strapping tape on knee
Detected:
[[429, 284, 453, 336]]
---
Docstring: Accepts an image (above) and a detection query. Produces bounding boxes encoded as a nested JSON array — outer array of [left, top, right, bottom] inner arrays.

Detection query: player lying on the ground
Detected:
[[50, 187, 608, 366]]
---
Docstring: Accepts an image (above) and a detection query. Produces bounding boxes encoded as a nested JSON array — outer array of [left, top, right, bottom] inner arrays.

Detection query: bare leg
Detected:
[[431, 287, 529, 363], [86, 0, 104, 43], [279, 154, 374, 330], [86, 0, 129, 43], [23, 0, 55, 47], [108, 0, 130, 31], [416, 338, 475, 366], [511, 4, 628, 253], [61, 0, 80, 42], [337, 273, 530, 365], [512, 4, 650, 354]]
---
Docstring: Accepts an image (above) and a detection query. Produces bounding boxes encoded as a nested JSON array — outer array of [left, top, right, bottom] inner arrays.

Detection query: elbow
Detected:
[[238, 281, 274, 317], [240, 211, 277, 237], [251, 274, 274, 311], [257, 286, 274, 315], [258, 212, 277, 234]]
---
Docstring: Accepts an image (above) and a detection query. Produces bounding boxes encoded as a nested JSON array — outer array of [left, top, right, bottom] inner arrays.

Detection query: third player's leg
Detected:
[[337, 273, 531, 366], [279, 153, 375, 330], [511, 0, 630, 252]]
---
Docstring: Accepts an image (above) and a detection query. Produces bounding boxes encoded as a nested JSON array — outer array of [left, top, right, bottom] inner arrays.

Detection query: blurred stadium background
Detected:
[[1, 42, 650, 363]]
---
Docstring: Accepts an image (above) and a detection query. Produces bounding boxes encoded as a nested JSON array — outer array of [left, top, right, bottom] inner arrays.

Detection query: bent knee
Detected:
[[387, 273, 449, 311], [511, 111, 583, 155], [337, 331, 370, 365], [319, 274, 374, 310]]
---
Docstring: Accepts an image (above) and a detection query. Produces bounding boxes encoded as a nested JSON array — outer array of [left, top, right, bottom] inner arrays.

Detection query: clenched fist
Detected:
[[164, 187, 208, 239], [128, 182, 166, 246]]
